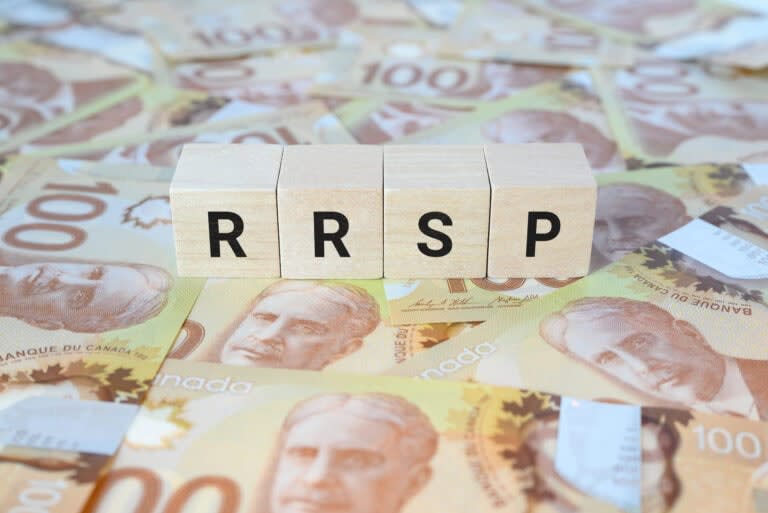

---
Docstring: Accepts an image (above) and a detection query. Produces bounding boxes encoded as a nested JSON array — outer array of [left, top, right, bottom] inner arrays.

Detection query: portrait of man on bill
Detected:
[[513, 409, 681, 513], [0, 61, 135, 142], [482, 109, 620, 172], [204, 280, 382, 370], [591, 183, 691, 270], [540, 297, 768, 419], [257, 392, 438, 513], [0, 257, 172, 333], [625, 99, 768, 158]]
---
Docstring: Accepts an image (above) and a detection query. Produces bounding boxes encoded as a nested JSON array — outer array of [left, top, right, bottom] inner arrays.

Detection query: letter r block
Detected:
[[485, 143, 596, 278], [277, 145, 383, 278], [384, 146, 489, 278], [170, 144, 282, 277]]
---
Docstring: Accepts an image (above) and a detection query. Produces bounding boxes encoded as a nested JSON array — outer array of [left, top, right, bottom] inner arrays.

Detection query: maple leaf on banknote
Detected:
[[125, 401, 191, 449], [501, 442, 557, 502], [693, 276, 727, 294], [105, 368, 143, 398], [639, 246, 670, 270], [29, 364, 66, 383]]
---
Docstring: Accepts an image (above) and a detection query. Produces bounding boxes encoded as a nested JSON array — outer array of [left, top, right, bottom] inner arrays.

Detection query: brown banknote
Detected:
[[0, 42, 146, 153], [30, 101, 357, 166], [106, 0, 423, 60], [12, 86, 222, 156], [312, 50, 571, 105], [390, 77, 624, 174], [440, 0, 637, 67], [594, 60, 768, 167], [524, 0, 748, 44], [0, 157, 203, 512], [82, 358, 768, 513], [171, 49, 354, 107], [391, 188, 768, 424], [335, 97, 474, 143], [166, 277, 479, 372]]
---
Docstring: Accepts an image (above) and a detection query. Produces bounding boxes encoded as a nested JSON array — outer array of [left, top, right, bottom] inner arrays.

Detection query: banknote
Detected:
[[1, 445, 112, 513], [524, 0, 748, 45], [594, 59, 768, 167], [391, 188, 768, 424], [0, 156, 202, 405], [591, 163, 767, 271], [0, 41, 146, 153], [405, 0, 464, 27], [0, 156, 202, 512], [171, 48, 354, 106], [41, 23, 168, 77], [439, 0, 638, 67], [107, 0, 422, 61], [335, 97, 474, 143], [83, 357, 768, 513], [392, 77, 625, 173], [653, 16, 768, 66], [312, 50, 571, 105], [166, 277, 481, 373], [709, 40, 768, 70], [29, 101, 357, 166], [12, 86, 222, 156], [0, 397, 137, 513]]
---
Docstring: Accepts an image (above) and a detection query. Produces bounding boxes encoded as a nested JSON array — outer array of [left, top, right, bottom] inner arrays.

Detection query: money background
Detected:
[[0, 1, 768, 512]]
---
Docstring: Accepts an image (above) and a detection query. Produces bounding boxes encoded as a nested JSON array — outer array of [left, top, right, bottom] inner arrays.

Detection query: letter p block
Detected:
[[170, 144, 282, 277], [485, 144, 596, 278]]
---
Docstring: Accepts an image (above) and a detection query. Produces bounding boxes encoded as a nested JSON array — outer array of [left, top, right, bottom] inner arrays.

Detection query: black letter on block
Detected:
[[417, 212, 453, 257], [208, 211, 246, 257], [314, 212, 350, 257], [526, 212, 561, 257]]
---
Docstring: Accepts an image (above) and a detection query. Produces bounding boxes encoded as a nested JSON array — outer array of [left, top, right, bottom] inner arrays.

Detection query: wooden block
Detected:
[[384, 145, 489, 278], [277, 145, 383, 278], [485, 143, 596, 278], [170, 144, 282, 277]]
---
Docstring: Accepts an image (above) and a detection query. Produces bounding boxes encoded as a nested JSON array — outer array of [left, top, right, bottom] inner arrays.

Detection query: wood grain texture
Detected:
[[170, 144, 282, 277], [485, 143, 596, 278], [384, 145, 490, 278], [277, 145, 383, 278]]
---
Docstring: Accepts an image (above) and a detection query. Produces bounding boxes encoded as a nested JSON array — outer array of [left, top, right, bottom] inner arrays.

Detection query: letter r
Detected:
[[208, 211, 246, 258]]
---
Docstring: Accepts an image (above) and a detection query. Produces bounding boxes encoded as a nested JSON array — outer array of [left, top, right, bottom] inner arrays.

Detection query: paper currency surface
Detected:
[[82, 358, 768, 513]]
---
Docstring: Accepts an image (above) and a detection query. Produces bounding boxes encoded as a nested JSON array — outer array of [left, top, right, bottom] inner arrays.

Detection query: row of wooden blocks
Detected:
[[170, 143, 596, 278]]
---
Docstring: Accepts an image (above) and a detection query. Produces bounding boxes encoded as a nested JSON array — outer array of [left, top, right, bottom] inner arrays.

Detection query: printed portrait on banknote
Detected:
[[170, 279, 392, 372], [0, 255, 172, 333], [626, 98, 768, 159], [482, 109, 619, 172], [256, 392, 437, 513], [509, 399, 682, 513], [540, 296, 768, 419], [590, 182, 691, 270], [0, 57, 136, 141]]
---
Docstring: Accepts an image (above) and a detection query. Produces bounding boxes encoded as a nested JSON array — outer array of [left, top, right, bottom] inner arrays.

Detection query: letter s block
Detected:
[[485, 143, 596, 278], [170, 144, 282, 277], [277, 145, 383, 278], [384, 146, 489, 278]]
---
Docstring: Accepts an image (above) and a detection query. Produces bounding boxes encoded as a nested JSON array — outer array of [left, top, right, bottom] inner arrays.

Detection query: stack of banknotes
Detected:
[[1, 1, 768, 511]]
